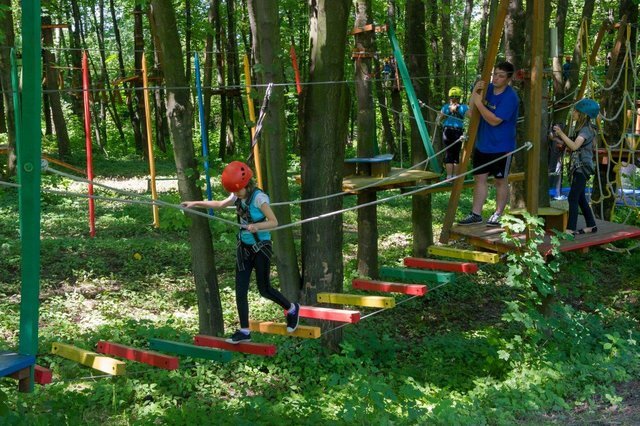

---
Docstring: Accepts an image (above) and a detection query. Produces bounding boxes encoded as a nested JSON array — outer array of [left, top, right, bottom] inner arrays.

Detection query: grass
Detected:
[[0, 163, 639, 425]]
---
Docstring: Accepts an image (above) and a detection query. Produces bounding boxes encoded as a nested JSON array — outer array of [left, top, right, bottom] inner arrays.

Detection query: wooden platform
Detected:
[[341, 168, 439, 193], [449, 217, 640, 256]]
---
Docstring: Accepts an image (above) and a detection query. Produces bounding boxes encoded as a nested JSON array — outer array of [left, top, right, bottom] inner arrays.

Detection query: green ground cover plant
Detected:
[[0, 163, 639, 425]]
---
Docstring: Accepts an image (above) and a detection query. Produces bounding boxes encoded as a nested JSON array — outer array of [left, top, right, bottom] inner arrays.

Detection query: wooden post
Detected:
[[440, 0, 510, 243], [526, 0, 544, 217], [142, 53, 160, 227]]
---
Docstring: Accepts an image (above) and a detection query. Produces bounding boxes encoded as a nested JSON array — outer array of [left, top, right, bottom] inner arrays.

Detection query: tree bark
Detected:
[[406, 0, 432, 255], [458, 0, 474, 92], [133, 4, 146, 156], [0, 0, 17, 176], [300, 0, 351, 352], [150, 0, 224, 336], [246, 0, 302, 301], [146, 5, 170, 153]]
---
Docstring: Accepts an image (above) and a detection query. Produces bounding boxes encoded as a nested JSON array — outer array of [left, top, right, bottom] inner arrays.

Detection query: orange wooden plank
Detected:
[[193, 335, 276, 357]]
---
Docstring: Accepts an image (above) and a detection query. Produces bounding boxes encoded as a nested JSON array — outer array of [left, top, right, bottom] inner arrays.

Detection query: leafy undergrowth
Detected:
[[0, 173, 639, 425]]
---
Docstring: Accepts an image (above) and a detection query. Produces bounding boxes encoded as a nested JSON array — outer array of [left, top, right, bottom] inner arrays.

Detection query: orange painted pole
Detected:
[[142, 53, 159, 227], [243, 54, 263, 188], [82, 51, 96, 237], [289, 45, 302, 95]]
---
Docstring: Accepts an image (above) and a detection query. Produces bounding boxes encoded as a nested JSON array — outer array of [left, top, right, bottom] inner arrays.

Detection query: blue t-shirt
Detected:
[[476, 84, 519, 153], [229, 191, 272, 244], [441, 103, 468, 128]]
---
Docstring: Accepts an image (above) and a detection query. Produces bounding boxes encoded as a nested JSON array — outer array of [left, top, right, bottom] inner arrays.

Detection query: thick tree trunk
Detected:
[[133, 4, 146, 156], [150, 0, 224, 336], [440, 0, 453, 90], [246, 0, 302, 301], [214, 0, 228, 160], [147, 5, 170, 153], [406, 0, 432, 255], [354, 0, 378, 279], [42, 17, 71, 160], [0, 0, 17, 177], [458, 0, 474, 92], [69, 0, 84, 117], [203, 0, 216, 132], [300, 0, 351, 352]]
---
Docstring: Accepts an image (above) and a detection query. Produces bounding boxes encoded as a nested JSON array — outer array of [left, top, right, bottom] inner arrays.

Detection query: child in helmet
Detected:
[[182, 161, 300, 343], [438, 86, 469, 179], [552, 98, 599, 235]]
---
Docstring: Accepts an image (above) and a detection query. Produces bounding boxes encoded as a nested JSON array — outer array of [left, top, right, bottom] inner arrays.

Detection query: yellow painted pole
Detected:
[[244, 54, 263, 188], [142, 53, 160, 227]]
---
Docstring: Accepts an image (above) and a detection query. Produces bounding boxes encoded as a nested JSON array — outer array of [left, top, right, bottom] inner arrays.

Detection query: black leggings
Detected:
[[567, 171, 596, 231], [235, 245, 290, 329]]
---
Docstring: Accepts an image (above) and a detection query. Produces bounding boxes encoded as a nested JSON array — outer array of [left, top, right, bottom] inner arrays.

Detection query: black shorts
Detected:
[[443, 127, 464, 164], [472, 149, 512, 178]]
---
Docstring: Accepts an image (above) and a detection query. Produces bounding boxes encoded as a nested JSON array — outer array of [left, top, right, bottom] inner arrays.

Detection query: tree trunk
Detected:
[[42, 16, 71, 160], [246, 0, 302, 301], [225, 0, 239, 155], [0, 0, 17, 177], [458, 0, 474, 92], [551, 0, 569, 101], [69, 0, 84, 117], [214, 0, 228, 160], [406, 0, 432, 255], [147, 5, 170, 153], [204, 0, 216, 132], [133, 4, 146, 156], [353, 0, 378, 279], [150, 0, 224, 336], [300, 0, 351, 352], [440, 0, 453, 90]]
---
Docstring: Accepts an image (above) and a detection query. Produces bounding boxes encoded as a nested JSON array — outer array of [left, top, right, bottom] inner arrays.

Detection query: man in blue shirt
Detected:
[[458, 61, 519, 227], [438, 86, 469, 179]]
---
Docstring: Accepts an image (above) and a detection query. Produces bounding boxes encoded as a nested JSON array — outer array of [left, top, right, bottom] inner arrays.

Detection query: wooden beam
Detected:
[[427, 246, 500, 264], [317, 292, 395, 309], [51, 343, 126, 375], [96, 341, 179, 370], [352, 278, 428, 295], [440, 0, 511, 243], [193, 335, 277, 357], [378, 267, 455, 285], [148, 339, 232, 363], [403, 257, 479, 274], [577, 21, 609, 101], [293, 306, 361, 323], [248, 321, 321, 339], [34, 365, 52, 385]]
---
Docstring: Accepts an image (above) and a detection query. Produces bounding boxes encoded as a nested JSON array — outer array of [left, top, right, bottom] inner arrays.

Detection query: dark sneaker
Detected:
[[286, 303, 300, 333], [486, 212, 502, 227], [226, 330, 251, 344], [458, 212, 483, 225]]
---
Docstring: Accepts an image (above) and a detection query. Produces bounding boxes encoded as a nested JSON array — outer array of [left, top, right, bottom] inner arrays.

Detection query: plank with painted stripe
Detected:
[[403, 257, 479, 274], [193, 335, 277, 357], [352, 278, 428, 295], [148, 339, 232, 363], [291, 306, 361, 323], [427, 246, 500, 264], [248, 321, 321, 339], [51, 343, 126, 375], [96, 341, 179, 370], [379, 267, 455, 284], [317, 292, 395, 308]]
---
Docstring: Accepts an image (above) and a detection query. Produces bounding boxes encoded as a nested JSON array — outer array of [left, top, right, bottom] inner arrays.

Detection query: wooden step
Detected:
[[96, 341, 179, 370], [352, 278, 427, 295], [51, 343, 126, 375], [292, 306, 361, 323], [34, 365, 52, 385], [427, 246, 500, 264], [148, 339, 232, 363], [379, 267, 455, 284], [317, 292, 395, 308], [249, 321, 321, 339], [194, 335, 277, 357], [403, 257, 478, 274]]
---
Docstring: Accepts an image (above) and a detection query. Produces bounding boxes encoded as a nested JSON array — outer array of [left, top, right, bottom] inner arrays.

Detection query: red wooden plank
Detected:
[[96, 341, 179, 370], [352, 278, 428, 296], [286, 306, 361, 323], [193, 335, 277, 357], [404, 257, 479, 274], [34, 365, 52, 385]]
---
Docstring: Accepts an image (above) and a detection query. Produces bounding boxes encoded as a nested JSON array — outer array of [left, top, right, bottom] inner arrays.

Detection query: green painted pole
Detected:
[[387, 21, 441, 174], [18, 0, 42, 393]]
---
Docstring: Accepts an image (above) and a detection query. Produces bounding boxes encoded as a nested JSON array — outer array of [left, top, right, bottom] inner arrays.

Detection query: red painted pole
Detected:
[[289, 45, 302, 95], [82, 51, 96, 237]]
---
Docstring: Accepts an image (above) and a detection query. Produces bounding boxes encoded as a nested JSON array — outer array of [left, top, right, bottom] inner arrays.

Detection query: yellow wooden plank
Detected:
[[428, 246, 500, 264], [51, 342, 126, 375], [317, 292, 396, 308], [248, 321, 321, 339]]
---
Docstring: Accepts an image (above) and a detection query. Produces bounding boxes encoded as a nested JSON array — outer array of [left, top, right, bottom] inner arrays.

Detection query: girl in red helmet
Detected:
[[182, 161, 299, 343]]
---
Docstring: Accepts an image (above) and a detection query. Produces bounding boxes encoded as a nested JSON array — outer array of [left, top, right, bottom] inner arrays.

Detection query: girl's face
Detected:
[[572, 109, 581, 120], [233, 187, 247, 199]]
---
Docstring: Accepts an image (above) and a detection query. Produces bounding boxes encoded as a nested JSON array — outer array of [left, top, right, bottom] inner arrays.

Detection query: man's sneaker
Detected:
[[286, 303, 300, 333], [458, 212, 483, 225], [226, 330, 251, 344], [486, 212, 502, 227]]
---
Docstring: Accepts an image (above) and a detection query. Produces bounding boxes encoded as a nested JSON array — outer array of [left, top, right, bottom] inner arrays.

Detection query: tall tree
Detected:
[[0, 0, 16, 177], [458, 0, 474, 91], [246, 0, 301, 300], [300, 0, 351, 351], [406, 0, 433, 255], [440, 0, 453, 92], [149, 0, 224, 336]]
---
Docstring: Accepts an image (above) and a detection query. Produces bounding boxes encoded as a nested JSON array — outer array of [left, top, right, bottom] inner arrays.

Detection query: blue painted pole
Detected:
[[194, 53, 213, 216]]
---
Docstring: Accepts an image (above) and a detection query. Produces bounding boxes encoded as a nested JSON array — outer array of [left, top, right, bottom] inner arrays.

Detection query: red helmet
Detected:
[[221, 161, 253, 192]]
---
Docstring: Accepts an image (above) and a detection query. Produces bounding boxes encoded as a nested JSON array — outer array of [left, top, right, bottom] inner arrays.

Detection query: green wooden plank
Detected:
[[148, 339, 232, 363], [379, 267, 455, 284]]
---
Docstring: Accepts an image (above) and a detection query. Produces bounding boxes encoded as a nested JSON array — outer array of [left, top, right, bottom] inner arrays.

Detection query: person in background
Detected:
[[552, 99, 599, 235], [181, 161, 300, 343], [438, 86, 469, 179]]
